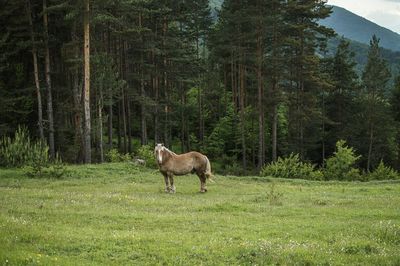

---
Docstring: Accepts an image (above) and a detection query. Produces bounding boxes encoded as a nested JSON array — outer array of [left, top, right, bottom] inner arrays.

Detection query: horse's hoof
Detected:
[[200, 190, 207, 193]]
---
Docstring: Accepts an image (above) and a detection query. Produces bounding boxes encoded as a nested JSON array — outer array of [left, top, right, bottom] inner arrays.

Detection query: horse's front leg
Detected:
[[163, 173, 170, 193], [168, 174, 176, 193]]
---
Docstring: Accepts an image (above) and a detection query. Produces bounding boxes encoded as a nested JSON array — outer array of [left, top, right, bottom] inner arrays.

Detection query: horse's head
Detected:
[[154, 143, 165, 164]]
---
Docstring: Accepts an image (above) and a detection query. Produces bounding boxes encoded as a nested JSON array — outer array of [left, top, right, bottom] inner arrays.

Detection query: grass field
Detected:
[[0, 163, 400, 265]]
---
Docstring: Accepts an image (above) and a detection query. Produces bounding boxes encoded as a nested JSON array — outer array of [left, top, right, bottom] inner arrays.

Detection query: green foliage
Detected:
[[260, 153, 323, 180], [0, 127, 68, 178], [367, 160, 399, 181], [136, 145, 157, 169], [324, 140, 361, 181], [105, 149, 132, 163], [23, 142, 49, 177], [0, 126, 48, 168], [204, 103, 236, 158]]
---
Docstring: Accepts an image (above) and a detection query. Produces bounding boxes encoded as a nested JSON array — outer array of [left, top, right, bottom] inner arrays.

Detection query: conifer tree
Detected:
[[325, 38, 359, 154], [361, 35, 392, 171]]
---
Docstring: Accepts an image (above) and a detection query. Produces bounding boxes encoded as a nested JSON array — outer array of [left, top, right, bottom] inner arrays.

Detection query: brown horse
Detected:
[[154, 144, 213, 193]]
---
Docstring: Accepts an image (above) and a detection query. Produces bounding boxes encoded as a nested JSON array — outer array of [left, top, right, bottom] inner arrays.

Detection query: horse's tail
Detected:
[[204, 156, 214, 182]]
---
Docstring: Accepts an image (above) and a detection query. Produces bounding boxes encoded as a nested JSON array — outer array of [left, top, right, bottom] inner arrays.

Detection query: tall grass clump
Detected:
[[260, 153, 323, 180], [324, 140, 361, 181]]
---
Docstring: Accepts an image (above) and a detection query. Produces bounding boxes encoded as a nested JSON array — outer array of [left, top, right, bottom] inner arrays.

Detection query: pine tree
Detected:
[[360, 35, 392, 171], [391, 75, 400, 169], [325, 38, 359, 155], [284, 0, 334, 161]]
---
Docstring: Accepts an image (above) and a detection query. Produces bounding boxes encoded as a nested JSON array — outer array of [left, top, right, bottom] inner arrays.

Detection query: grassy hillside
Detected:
[[1, 163, 400, 265], [320, 6, 400, 52]]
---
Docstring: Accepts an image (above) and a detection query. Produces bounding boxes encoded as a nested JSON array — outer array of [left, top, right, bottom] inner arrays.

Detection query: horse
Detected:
[[154, 143, 213, 193]]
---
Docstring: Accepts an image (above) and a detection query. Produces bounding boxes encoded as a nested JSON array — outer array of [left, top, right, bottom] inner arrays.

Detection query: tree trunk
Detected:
[[163, 16, 169, 146], [70, 22, 84, 163], [121, 89, 127, 153], [26, 0, 44, 141], [154, 71, 159, 144], [126, 96, 132, 153], [72, 68, 84, 163], [180, 81, 185, 153], [107, 28, 113, 149], [321, 90, 326, 167], [140, 82, 147, 147], [43, 0, 55, 159], [272, 102, 278, 162], [108, 92, 113, 149], [256, 26, 265, 170], [140, 55, 147, 146], [139, 13, 147, 146], [239, 62, 247, 170], [117, 100, 121, 150], [153, 23, 159, 144], [98, 89, 104, 163], [367, 123, 374, 172], [83, 0, 91, 163]]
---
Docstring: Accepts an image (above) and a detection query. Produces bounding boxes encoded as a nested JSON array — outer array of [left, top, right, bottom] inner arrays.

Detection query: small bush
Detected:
[[136, 145, 157, 169], [25, 142, 49, 177], [48, 153, 67, 178], [260, 153, 322, 180], [24, 152, 67, 179], [367, 160, 399, 181], [1, 126, 35, 167], [105, 148, 132, 163], [0, 126, 49, 169], [324, 140, 362, 181]]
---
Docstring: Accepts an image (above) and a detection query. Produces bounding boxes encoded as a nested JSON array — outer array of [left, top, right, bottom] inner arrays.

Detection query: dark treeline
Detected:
[[1, 0, 400, 174]]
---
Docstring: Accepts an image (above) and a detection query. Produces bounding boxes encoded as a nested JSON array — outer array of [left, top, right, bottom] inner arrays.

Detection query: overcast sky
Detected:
[[328, 0, 400, 33]]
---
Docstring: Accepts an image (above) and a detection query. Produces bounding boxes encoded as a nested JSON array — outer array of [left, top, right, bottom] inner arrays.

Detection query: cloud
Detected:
[[368, 10, 400, 33]]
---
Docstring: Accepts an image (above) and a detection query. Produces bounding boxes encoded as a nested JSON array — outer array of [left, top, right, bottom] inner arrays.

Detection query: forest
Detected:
[[1, 0, 400, 177]]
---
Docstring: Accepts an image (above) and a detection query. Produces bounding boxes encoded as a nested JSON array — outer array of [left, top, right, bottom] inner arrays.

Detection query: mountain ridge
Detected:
[[320, 5, 400, 52]]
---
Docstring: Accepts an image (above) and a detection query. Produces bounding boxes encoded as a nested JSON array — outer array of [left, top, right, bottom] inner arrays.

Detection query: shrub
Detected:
[[25, 142, 49, 177], [48, 153, 67, 179], [0, 127, 67, 178], [1, 126, 32, 167], [136, 145, 157, 169], [260, 153, 323, 180], [367, 160, 399, 181], [105, 148, 132, 163], [324, 140, 361, 181], [0, 126, 48, 168]]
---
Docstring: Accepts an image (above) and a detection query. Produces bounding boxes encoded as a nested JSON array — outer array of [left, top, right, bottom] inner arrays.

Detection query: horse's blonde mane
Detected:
[[163, 146, 176, 156]]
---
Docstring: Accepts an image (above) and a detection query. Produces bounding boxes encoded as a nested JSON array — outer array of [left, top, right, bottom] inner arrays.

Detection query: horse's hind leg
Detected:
[[198, 173, 207, 193], [163, 173, 170, 193], [168, 174, 176, 193]]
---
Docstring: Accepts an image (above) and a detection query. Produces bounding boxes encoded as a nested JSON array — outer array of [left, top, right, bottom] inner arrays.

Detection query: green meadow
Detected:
[[0, 163, 399, 265]]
